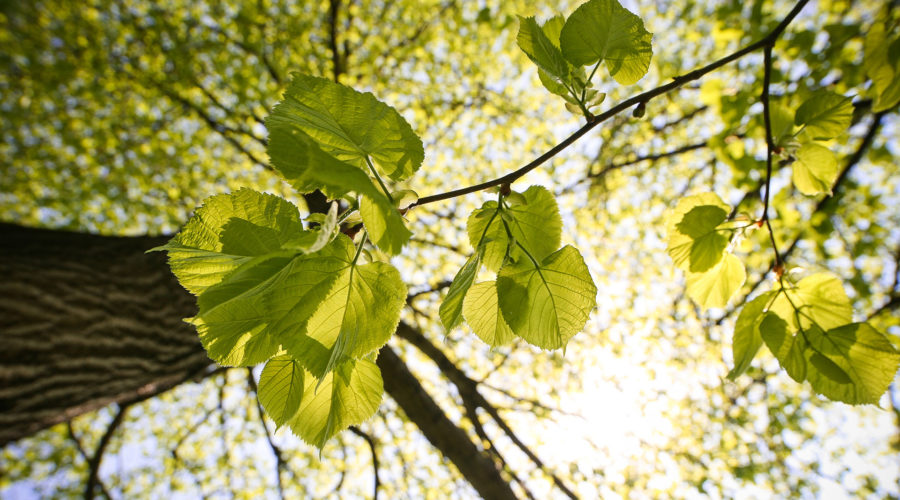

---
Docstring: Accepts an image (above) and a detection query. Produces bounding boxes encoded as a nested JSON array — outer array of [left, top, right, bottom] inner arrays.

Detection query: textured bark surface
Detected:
[[0, 223, 212, 446], [0, 222, 518, 498]]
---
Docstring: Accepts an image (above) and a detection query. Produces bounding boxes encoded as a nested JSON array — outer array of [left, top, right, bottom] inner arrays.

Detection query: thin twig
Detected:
[[349, 426, 381, 500], [246, 370, 287, 500], [84, 405, 130, 500], [67, 423, 113, 500]]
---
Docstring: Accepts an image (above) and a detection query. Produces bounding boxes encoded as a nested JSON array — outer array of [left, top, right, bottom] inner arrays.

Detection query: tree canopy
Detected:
[[1, 0, 899, 498]]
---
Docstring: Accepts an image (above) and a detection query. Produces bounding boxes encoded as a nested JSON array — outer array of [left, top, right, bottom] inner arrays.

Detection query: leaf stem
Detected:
[[580, 60, 602, 103], [365, 156, 395, 205]]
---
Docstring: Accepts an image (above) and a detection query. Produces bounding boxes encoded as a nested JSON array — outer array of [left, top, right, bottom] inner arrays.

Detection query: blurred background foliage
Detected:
[[1, 0, 898, 498]]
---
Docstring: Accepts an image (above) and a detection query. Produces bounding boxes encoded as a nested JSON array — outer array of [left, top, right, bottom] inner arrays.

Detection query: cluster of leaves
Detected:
[[515, 0, 652, 117], [439, 185, 597, 350], [155, 0, 900, 452], [663, 59, 900, 404], [153, 72, 426, 449]]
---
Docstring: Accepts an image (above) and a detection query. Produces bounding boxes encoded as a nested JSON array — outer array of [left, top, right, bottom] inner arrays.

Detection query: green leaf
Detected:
[[759, 312, 807, 383], [517, 16, 570, 81], [541, 14, 565, 47], [792, 143, 839, 196], [258, 355, 305, 427], [770, 103, 796, 147], [467, 186, 562, 272], [192, 252, 294, 367], [676, 205, 729, 272], [497, 245, 596, 350], [153, 188, 304, 295], [768, 272, 852, 333], [727, 291, 776, 380], [288, 358, 383, 449], [267, 127, 410, 255], [559, 0, 653, 85], [666, 192, 731, 272], [685, 253, 746, 309], [439, 248, 483, 331], [805, 322, 900, 405], [359, 195, 412, 256], [463, 281, 515, 347], [794, 91, 853, 140], [864, 19, 900, 112], [268, 235, 405, 377], [266, 73, 424, 182]]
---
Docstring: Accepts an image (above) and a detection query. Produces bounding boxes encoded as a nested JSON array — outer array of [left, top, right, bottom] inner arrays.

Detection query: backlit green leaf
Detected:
[[863, 19, 900, 112], [463, 281, 515, 347], [559, 0, 653, 85], [805, 322, 900, 405], [666, 192, 731, 273], [759, 312, 807, 383], [517, 16, 570, 81], [153, 188, 303, 295], [288, 358, 383, 449], [792, 143, 839, 196], [467, 186, 562, 272], [258, 355, 305, 427], [794, 91, 853, 140], [685, 253, 746, 309], [497, 245, 596, 349], [727, 291, 776, 380], [192, 252, 294, 367], [267, 73, 424, 182], [440, 248, 483, 331], [268, 235, 406, 377], [359, 195, 412, 255], [768, 272, 852, 333]]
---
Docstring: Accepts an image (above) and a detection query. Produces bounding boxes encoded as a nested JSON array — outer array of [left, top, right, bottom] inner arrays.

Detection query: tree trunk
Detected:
[[0, 223, 517, 499], [0, 223, 212, 445]]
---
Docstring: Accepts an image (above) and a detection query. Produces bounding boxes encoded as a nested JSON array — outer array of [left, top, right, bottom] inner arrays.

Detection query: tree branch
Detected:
[[376, 345, 517, 500], [349, 426, 381, 500], [410, 0, 811, 208], [396, 323, 578, 499], [246, 370, 287, 500], [84, 404, 130, 500]]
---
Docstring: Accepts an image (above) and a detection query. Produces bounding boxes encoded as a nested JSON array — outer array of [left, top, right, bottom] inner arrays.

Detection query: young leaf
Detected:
[[266, 73, 424, 182], [727, 291, 776, 380], [258, 355, 305, 427], [467, 185, 562, 272], [153, 188, 304, 295], [359, 195, 413, 256], [676, 205, 730, 272], [439, 248, 484, 331], [685, 253, 746, 309], [497, 245, 596, 350], [666, 192, 731, 272], [805, 322, 900, 405], [559, 0, 653, 85], [517, 16, 570, 81], [792, 143, 839, 196], [794, 91, 853, 140], [288, 358, 383, 449], [463, 281, 515, 347]]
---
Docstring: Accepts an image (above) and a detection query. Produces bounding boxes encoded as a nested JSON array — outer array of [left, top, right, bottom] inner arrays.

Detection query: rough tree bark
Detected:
[[0, 222, 517, 499]]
